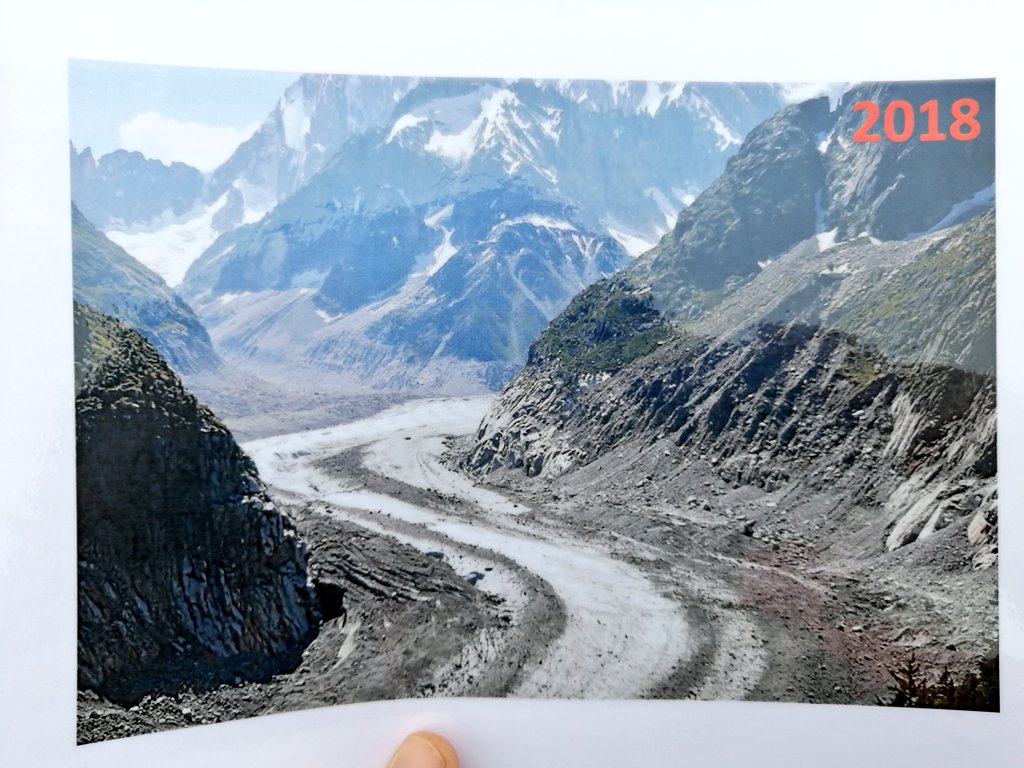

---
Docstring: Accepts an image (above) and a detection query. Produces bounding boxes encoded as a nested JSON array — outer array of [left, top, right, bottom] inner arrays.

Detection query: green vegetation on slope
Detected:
[[528, 279, 670, 374]]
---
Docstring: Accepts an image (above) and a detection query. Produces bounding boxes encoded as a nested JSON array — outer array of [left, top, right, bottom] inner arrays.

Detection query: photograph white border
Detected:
[[1, 2, 1020, 766]]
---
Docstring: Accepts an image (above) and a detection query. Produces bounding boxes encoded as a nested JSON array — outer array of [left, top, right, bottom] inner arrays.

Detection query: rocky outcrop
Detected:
[[75, 303, 319, 705], [824, 81, 995, 241], [634, 97, 833, 309]]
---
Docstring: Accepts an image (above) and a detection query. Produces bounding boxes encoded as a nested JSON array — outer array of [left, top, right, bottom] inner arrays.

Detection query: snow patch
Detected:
[[707, 113, 741, 149], [909, 184, 995, 238], [105, 192, 232, 287], [424, 88, 520, 164], [386, 113, 428, 143], [640, 82, 665, 116], [816, 228, 839, 252], [781, 82, 851, 112], [242, 206, 267, 225], [672, 187, 696, 207], [423, 227, 458, 276], [639, 81, 687, 116], [232, 177, 275, 221], [418, 203, 459, 276], [645, 187, 680, 229], [424, 204, 454, 228], [501, 214, 576, 232], [315, 308, 341, 323], [216, 291, 250, 305], [280, 91, 311, 151], [609, 81, 630, 106], [607, 227, 656, 258], [537, 108, 562, 143], [686, 91, 741, 149]]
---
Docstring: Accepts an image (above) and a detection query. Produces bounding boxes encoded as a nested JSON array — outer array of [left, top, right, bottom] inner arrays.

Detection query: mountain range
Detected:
[[72, 75, 787, 392]]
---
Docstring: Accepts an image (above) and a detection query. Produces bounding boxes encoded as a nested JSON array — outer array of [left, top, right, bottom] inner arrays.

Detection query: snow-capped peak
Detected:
[[423, 87, 525, 164], [639, 81, 688, 116]]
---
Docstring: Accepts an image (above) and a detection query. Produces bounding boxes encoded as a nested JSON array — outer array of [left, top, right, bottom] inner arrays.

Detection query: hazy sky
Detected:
[[68, 59, 298, 171]]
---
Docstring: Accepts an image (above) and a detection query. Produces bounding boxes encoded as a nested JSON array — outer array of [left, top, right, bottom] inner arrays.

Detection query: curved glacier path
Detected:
[[244, 396, 695, 699]]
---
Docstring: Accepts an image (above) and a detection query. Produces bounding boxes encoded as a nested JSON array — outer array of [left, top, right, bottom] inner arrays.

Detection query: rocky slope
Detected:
[[71, 204, 221, 374], [75, 303, 319, 706], [465, 83, 997, 708], [469, 80, 997, 568]]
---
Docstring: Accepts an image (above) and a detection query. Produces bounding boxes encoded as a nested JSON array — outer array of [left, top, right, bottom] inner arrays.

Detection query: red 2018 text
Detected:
[[852, 99, 981, 143]]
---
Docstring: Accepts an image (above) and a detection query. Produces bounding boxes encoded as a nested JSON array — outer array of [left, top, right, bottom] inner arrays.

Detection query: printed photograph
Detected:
[[70, 62, 997, 743]]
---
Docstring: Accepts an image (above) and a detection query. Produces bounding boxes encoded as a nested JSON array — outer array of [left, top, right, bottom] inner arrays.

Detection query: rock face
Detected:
[[635, 97, 833, 304], [469, 80, 996, 567], [75, 303, 319, 705], [204, 73, 422, 224], [630, 80, 993, 320], [824, 82, 995, 241], [71, 204, 221, 374]]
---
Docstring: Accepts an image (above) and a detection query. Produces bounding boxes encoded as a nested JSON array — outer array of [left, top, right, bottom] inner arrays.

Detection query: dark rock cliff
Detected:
[[75, 303, 319, 705], [824, 80, 995, 241]]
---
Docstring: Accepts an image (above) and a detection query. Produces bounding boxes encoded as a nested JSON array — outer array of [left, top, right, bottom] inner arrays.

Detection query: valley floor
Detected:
[[77, 394, 997, 743]]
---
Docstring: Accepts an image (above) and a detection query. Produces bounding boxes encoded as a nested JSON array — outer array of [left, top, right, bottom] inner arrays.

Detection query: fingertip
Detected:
[[415, 731, 460, 768], [387, 731, 460, 768]]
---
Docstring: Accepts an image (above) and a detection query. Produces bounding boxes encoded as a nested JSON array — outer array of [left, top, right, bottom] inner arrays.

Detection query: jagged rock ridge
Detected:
[[75, 303, 319, 705], [70, 144, 205, 229], [205, 73, 422, 222]]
